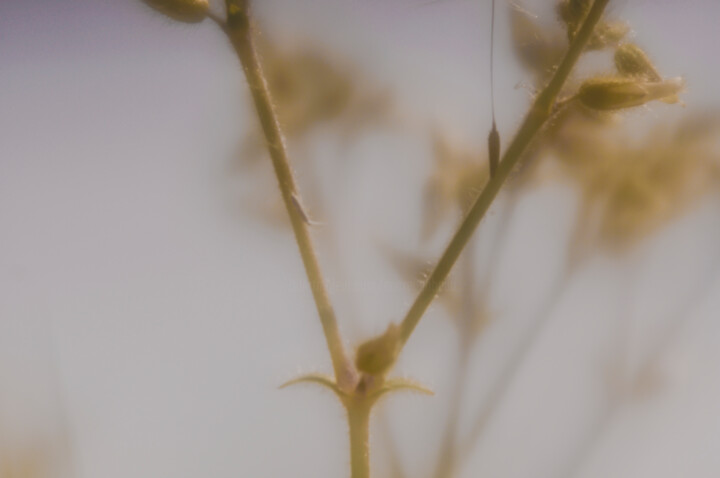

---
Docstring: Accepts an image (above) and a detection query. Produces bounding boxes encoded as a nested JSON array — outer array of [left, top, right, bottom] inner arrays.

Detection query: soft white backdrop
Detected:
[[1, 1, 720, 477]]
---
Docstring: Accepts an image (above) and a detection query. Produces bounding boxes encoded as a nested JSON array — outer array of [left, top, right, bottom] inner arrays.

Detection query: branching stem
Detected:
[[397, 0, 611, 350]]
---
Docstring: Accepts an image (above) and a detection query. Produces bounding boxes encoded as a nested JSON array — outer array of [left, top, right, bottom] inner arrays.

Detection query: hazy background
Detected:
[[2, 1, 720, 477]]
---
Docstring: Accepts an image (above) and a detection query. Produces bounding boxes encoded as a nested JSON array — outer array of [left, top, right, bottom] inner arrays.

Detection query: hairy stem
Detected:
[[398, 0, 611, 349], [348, 401, 372, 478], [220, 2, 355, 389]]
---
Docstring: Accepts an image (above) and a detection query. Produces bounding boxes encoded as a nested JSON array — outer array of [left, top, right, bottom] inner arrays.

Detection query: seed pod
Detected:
[[142, 0, 209, 24], [577, 77, 684, 111], [615, 44, 662, 81], [355, 323, 401, 376]]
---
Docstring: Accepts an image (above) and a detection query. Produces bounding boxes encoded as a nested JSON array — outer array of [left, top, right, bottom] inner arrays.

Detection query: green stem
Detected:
[[348, 401, 371, 478], [398, 0, 611, 349], [220, 2, 355, 389]]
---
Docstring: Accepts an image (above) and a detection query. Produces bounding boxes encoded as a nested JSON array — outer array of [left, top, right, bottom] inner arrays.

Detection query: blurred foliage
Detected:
[[0, 445, 48, 478], [237, 39, 394, 167]]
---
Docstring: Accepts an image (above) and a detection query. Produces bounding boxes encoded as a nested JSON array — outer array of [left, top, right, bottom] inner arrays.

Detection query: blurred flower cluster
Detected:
[[418, 2, 720, 256], [230, 37, 396, 227], [379, 3, 720, 477]]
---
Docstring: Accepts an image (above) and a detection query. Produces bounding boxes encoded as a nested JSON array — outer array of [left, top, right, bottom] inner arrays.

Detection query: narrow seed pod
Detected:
[[615, 44, 662, 81], [142, 0, 209, 23], [355, 323, 401, 376], [577, 77, 684, 111], [488, 122, 500, 177]]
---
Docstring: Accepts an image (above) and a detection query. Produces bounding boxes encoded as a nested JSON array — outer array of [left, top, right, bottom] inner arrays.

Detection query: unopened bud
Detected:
[[355, 323, 401, 376], [578, 77, 684, 111], [142, 0, 209, 24], [615, 44, 661, 81]]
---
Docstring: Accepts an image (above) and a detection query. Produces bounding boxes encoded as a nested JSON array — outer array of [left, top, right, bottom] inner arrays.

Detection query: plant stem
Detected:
[[220, 3, 355, 389], [397, 0, 611, 349], [348, 401, 372, 478]]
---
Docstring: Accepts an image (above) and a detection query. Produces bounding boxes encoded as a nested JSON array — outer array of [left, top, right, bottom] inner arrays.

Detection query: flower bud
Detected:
[[355, 323, 401, 376], [615, 44, 661, 81], [142, 0, 209, 24], [578, 77, 684, 111]]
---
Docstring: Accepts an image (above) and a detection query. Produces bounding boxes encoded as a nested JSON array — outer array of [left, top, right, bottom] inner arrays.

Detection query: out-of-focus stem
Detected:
[[432, 241, 478, 478], [557, 257, 720, 478], [455, 186, 594, 465], [377, 410, 407, 478], [433, 340, 472, 478], [458, 263, 575, 465], [478, 190, 520, 295], [397, 0, 611, 351], [219, 2, 355, 389]]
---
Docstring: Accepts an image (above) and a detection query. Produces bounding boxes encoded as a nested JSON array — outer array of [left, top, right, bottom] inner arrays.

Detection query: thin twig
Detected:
[[216, 2, 356, 390], [396, 0, 612, 351]]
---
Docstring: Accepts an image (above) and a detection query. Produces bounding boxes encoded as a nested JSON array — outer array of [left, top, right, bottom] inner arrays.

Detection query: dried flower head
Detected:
[[422, 131, 488, 238], [577, 76, 684, 111], [615, 43, 662, 81], [511, 5, 566, 84]]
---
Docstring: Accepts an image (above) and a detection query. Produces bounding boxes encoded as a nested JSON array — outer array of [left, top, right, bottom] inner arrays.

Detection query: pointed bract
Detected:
[[280, 373, 346, 399], [368, 377, 434, 402]]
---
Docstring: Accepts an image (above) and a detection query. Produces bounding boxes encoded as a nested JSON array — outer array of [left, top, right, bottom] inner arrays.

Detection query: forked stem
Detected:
[[397, 0, 611, 350]]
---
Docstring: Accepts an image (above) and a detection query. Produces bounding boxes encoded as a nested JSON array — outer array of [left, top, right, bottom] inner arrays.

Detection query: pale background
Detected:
[[1, 1, 720, 477]]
